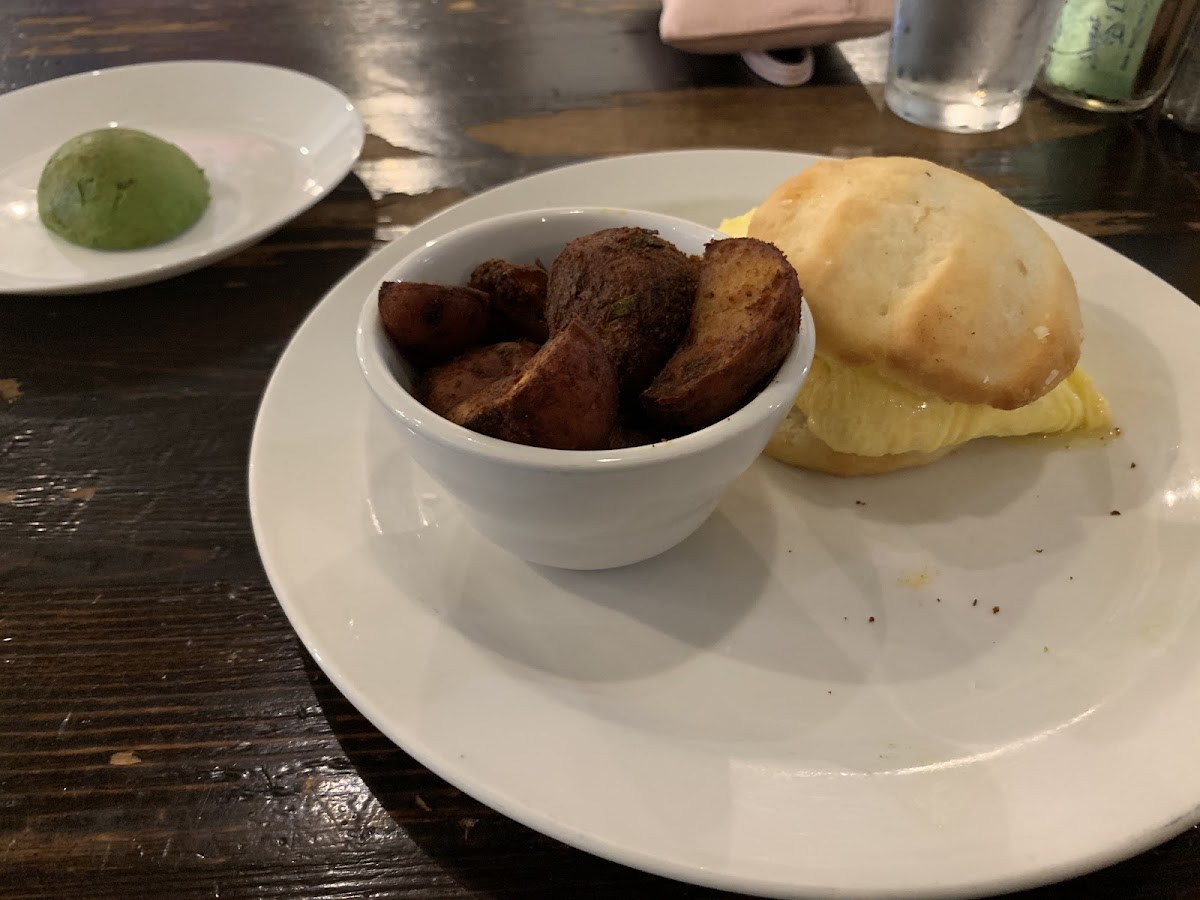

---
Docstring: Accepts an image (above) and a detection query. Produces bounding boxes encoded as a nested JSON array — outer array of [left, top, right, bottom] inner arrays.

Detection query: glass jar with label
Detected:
[[1036, 0, 1200, 112]]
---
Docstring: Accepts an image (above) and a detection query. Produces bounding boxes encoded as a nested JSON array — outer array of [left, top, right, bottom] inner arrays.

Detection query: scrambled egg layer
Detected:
[[719, 210, 756, 239], [719, 210, 1112, 458], [798, 354, 1110, 456]]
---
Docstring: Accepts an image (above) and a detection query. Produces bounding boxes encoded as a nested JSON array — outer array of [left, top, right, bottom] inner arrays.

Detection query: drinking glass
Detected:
[[885, 0, 1068, 132]]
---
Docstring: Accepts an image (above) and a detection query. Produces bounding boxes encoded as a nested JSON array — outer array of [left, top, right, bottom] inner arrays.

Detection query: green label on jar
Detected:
[[1042, 0, 1166, 100]]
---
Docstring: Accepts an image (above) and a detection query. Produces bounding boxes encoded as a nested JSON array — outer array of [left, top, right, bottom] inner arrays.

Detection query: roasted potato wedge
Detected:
[[448, 320, 617, 450], [416, 340, 540, 418], [378, 281, 490, 363], [546, 227, 697, 398], [641, 237, 802, 430], [469, 259, 550, 342]]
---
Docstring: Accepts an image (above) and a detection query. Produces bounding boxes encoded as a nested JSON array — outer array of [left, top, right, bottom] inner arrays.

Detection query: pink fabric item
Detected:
[[659, 0, 893, 54]]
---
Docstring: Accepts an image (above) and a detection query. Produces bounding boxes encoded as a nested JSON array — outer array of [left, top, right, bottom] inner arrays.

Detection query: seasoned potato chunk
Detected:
[[546, 227, 697, 397], [449, 320, 617, 450], [378, 281, 490, 363], [416, 340, 540, 417], [469, 259, 550, 342], [642, 237, 802, 430]]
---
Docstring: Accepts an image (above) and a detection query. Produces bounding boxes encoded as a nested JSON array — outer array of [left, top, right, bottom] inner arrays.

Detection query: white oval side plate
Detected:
[[249, 150, 1200, 899], [0, 60, 363, 295]]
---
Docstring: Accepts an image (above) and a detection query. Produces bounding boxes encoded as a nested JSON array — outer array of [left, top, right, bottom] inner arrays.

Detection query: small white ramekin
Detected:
[[357, 207, 814, 569]]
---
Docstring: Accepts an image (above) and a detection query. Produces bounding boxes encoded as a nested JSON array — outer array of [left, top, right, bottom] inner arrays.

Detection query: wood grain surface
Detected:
[[2, 1, 1199, 898]]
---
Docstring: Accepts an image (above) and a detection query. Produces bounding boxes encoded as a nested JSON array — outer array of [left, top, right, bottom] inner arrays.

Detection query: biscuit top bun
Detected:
[[748, 157, 1082, 410]]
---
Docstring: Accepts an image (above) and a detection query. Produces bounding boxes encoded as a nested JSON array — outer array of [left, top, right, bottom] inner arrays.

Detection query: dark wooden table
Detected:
[[3, 2, 1199, 897]]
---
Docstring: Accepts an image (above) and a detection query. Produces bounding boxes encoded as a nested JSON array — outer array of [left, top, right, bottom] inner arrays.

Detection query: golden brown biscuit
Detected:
[[749, 157, 1081, 410]]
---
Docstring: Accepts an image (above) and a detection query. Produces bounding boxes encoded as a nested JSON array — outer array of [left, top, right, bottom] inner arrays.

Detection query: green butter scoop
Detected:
[[38, 127, 210, 250]]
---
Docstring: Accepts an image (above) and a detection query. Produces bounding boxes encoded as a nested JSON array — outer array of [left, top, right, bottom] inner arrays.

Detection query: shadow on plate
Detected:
[[363, 500, 769, 685]]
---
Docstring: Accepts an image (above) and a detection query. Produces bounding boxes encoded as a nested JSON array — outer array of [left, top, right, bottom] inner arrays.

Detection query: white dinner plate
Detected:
[[0, 60, 363, 294], [248, 150, 1200, 899]]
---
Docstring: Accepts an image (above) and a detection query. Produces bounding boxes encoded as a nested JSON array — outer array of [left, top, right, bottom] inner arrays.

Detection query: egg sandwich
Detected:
[[721, 156, 1111, 476]]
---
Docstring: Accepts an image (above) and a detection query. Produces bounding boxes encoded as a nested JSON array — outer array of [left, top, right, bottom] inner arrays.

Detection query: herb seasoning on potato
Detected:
[[375, 228, 803, 451], [546, 227, 698, 398]]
